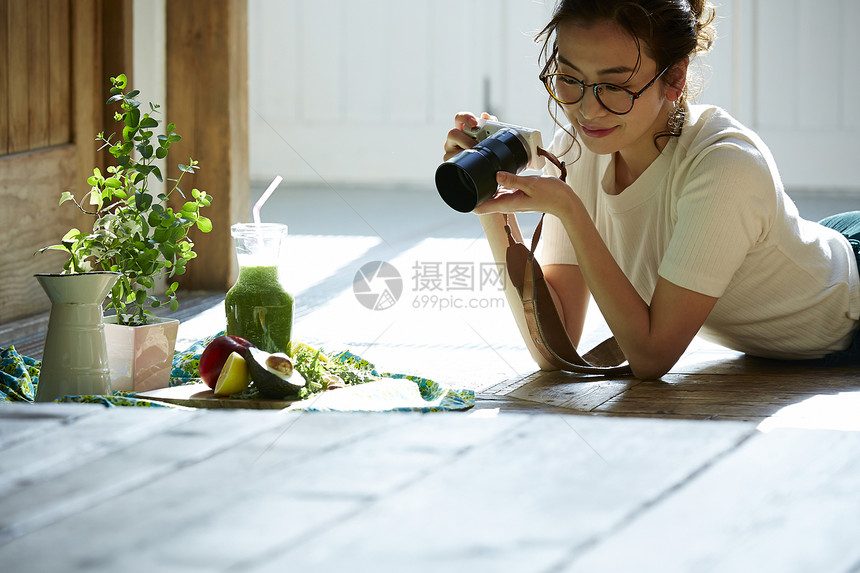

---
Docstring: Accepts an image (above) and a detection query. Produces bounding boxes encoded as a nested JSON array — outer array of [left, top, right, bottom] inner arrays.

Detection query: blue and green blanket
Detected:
[[0, 334, 473, 412]]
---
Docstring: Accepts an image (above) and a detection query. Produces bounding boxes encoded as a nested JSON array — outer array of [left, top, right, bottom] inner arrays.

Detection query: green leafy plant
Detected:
[[40, 73, 213, 326]]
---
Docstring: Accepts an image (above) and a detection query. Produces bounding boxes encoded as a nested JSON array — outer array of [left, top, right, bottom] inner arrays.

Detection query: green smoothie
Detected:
[[225, 265, 294, 354]]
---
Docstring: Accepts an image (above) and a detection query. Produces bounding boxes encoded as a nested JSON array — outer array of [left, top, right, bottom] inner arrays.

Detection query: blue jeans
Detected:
[[818, 211, 860, 365]]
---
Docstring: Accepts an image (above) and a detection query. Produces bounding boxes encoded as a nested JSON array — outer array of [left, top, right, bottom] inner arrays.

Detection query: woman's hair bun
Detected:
[[688, 0, 717, 54]]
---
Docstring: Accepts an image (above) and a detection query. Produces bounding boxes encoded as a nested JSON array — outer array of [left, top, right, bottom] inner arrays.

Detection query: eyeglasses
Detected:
[[539, 49, 669, 116]]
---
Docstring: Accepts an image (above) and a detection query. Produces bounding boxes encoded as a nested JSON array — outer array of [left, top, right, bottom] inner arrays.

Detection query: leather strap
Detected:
[[504, 147, 631, 375]]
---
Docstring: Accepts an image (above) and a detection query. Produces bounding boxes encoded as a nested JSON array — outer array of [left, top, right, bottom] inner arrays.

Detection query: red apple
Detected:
[[199, 335, 254, 388]]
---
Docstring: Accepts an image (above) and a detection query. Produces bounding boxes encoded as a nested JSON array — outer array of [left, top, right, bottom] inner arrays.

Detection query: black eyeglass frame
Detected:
[[539, 49, 670, 116]]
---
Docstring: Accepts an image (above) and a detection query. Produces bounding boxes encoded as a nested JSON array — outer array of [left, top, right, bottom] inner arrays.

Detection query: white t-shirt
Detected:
[[540, 104, 860, 359]]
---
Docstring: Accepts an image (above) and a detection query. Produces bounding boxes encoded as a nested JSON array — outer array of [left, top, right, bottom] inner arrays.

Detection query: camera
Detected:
[[435, 119, 545, 213]]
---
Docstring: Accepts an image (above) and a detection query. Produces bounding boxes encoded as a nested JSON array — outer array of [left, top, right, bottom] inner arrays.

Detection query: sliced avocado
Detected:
[[247, 347, 306, 399]]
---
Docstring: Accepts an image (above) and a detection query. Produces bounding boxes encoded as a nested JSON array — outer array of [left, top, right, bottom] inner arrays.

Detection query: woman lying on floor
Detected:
[[443, 0, 860, 379]]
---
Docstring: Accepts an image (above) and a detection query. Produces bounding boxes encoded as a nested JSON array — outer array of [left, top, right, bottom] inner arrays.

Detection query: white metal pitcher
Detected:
[[34, 272, 119, 402]]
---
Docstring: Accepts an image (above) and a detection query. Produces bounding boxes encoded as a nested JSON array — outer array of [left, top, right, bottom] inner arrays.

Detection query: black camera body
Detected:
[[435, 120, 545, 213]]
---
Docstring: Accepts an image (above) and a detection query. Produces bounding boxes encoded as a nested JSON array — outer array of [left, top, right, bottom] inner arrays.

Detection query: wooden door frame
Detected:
[[0, 0, 247, 323], [166, 0, 249, 291]]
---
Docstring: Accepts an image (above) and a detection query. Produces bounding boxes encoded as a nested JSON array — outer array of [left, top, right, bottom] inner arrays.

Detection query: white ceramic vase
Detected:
[[104, 315, 179, 393], [34, 272, 120, 402]]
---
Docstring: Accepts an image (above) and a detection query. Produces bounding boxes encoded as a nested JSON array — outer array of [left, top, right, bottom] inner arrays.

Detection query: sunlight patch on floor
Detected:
[[293, 235, 537, 389], [288, 234, 382, 295], [757, 391, 860, 433]]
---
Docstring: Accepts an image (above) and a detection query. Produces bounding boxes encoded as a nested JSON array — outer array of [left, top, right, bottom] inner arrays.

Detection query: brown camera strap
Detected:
[[503, 147, 631, 375]]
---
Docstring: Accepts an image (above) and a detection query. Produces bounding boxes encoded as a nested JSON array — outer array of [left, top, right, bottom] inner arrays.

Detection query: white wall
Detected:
[[133, 0, 167, 200], [248, 0, 557, 186], [704, 0, 860, 192], [243, 0, 860, 194]]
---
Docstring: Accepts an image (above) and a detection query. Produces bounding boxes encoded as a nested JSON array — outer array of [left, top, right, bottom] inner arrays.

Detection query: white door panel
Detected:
[[249, 0, 860, 194]]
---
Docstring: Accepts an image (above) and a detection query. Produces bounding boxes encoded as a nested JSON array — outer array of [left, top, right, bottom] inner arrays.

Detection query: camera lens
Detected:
[[435, 128, 529, 213]]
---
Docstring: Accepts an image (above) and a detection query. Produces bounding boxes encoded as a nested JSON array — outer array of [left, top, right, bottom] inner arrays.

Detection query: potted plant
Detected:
[[41, 73, 213, 392]]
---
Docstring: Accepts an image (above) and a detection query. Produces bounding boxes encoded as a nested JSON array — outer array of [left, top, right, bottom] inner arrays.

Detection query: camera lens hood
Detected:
[[435, 128, 529, 213]]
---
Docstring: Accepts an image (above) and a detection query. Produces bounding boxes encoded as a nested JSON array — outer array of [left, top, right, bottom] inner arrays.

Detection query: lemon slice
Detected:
[[213, 351, 251, 396], [291, 340, 329, 363]]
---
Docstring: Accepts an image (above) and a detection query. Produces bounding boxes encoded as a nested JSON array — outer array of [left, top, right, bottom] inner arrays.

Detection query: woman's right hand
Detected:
[[442, 111, 495, 161]]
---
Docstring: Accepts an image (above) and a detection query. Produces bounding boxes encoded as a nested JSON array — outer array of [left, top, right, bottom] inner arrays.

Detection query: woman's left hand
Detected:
[[472, 171, 574, 217]]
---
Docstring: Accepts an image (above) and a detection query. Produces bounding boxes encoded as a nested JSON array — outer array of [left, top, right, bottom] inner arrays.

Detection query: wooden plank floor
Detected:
[[3, 187, 860, 570], [2, 403, 860, 571], [5, 287, 859, 430], [6, 185, 857, 424], [4, 274, 859, 427], [483, 346, 860, 423]]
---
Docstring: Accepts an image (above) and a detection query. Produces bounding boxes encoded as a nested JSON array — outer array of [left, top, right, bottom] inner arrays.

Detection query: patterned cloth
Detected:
[[287, 348, 474, 412], [0, 333, 474, 412], [288, 377, 475, 413], [0, 346, 39, 402]]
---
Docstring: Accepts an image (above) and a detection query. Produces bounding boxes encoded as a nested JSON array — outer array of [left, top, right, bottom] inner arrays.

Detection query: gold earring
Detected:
[[668, 98, 686, 135]]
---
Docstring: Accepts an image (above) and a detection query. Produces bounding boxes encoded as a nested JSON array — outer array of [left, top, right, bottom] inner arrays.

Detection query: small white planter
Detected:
[[104, 315, 179, 393]]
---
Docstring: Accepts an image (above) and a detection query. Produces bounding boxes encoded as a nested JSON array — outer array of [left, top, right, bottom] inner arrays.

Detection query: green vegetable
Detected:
[[289, 344, 378, 400]]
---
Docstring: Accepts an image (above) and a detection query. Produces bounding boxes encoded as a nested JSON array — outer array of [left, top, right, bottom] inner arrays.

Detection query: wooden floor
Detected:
[[482, 347, 860, 424], [3, 186, 860, 570], [3, 182, 858, 425], [4, 290, 859, 428], [3, 395, 860, 571]]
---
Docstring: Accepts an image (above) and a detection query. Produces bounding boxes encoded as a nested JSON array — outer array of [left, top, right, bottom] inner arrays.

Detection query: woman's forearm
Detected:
[[477, 213, 557, 370], [559, 201, 652, 347], [556, 198, 715, 379]]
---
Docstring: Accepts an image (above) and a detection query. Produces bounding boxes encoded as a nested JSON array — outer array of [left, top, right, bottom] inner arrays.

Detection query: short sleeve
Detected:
[[658, 140, 776, 297]]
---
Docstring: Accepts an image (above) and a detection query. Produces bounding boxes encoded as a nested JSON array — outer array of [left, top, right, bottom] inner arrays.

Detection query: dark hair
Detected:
[[537, 0, 716, 151]]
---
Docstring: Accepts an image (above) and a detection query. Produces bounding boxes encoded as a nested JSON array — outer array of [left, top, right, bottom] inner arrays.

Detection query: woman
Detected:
[[443, 0, 860, 379]]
